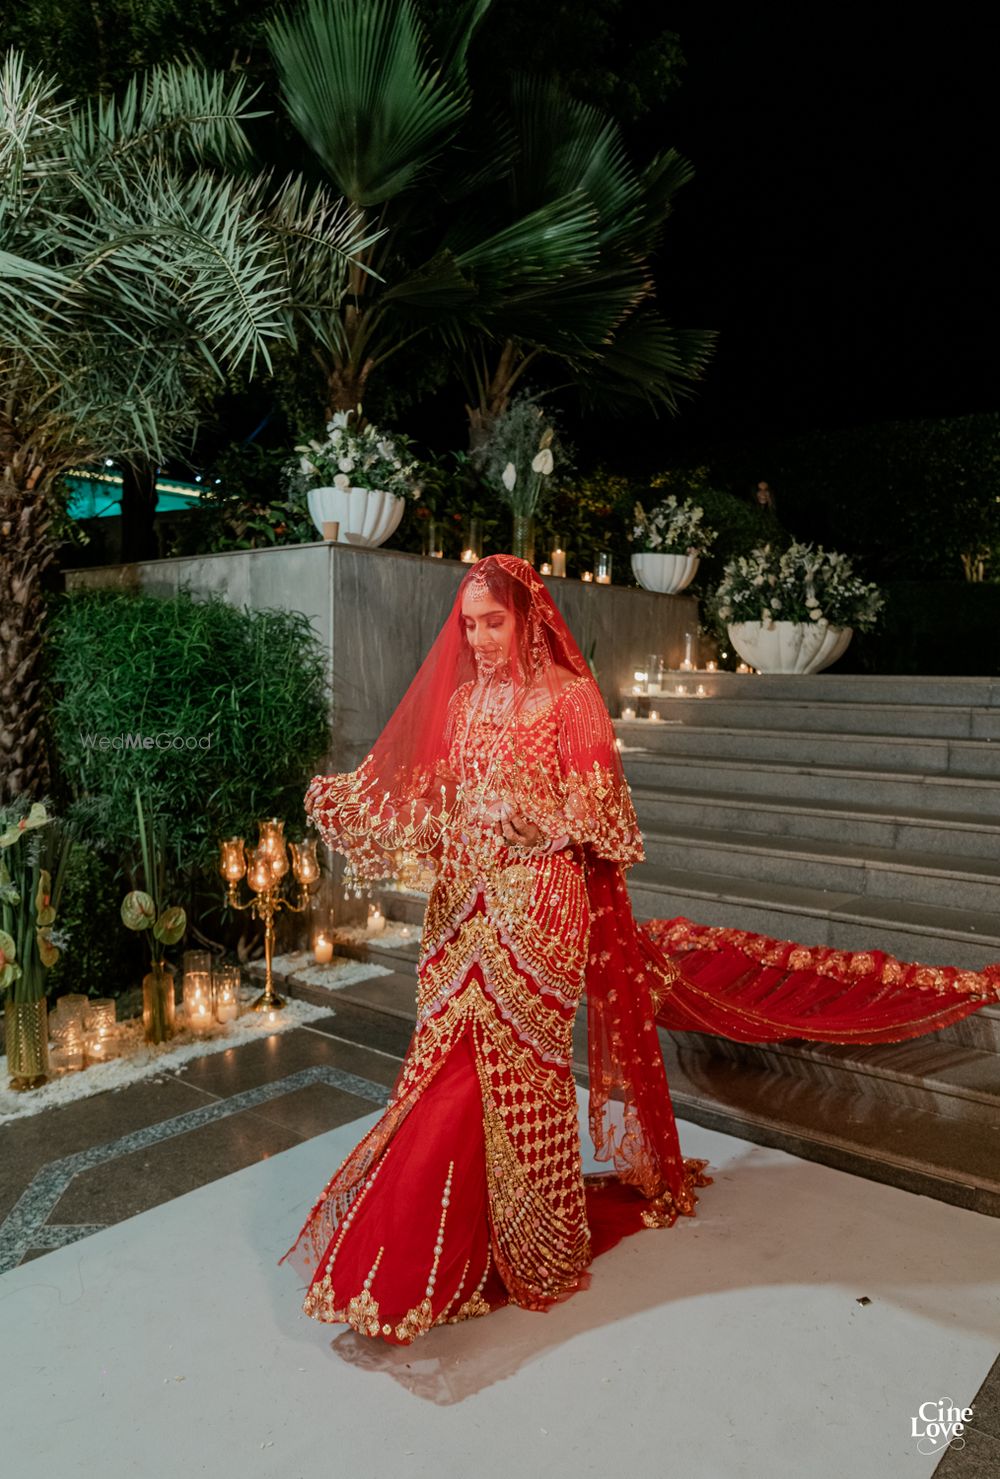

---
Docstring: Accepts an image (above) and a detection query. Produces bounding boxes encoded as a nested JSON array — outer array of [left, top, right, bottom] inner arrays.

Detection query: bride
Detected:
[[278, 554, 999, 1345]]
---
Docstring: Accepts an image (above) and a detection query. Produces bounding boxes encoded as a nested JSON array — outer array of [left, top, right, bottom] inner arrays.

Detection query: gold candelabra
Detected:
[[217, 820, 320, 1012]]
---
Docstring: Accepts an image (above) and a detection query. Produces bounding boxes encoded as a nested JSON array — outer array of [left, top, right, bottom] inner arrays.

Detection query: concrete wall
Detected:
[[66, 541, 699, 766]]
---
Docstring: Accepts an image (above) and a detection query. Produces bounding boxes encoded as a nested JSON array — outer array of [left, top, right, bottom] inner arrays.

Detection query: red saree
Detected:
[[278, 555, 999, 1346]]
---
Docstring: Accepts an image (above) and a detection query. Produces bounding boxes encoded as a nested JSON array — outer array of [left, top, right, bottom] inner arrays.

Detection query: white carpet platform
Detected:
[[3, 1095, 997, 1479]]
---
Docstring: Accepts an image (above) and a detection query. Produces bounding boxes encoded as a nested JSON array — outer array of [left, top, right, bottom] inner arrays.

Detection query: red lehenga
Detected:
[[278, 556, 1000, 1346]]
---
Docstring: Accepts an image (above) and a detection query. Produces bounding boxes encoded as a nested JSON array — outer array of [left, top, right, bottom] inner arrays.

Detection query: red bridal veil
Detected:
[[307, 554, 1000, 1220]]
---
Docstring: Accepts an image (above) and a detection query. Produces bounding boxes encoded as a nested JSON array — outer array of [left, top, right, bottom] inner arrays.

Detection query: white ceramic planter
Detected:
[[727, 620, 853, 674], [307, 485, 405, 548], [631, 551, 700, 594]]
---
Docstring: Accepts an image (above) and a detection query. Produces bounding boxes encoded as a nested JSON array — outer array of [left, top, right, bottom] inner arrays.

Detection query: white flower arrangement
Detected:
[[290, 410, 423, 502], [632, 495, 717, 557], [474, 396, 559, 516], [713, 542, 885, 631]]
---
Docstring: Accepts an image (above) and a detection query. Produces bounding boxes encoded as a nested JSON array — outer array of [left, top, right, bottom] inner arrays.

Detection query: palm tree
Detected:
[[266, 0, 715, 441], [0, 49, 378, 802]]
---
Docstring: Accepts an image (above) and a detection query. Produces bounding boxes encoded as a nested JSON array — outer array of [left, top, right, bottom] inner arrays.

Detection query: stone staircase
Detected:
[[322, 674, 1000, 1217], [615, 672, 1000, 1215]]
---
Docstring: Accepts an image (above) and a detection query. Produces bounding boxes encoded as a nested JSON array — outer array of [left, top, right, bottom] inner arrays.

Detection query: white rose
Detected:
[[531, 448, 554, 475], [338, 457, 354, 473], [501, 462, 517, 491], [810, 608, 823, 621], [333, 473, 350, 490], [299, 457, 315, 475]]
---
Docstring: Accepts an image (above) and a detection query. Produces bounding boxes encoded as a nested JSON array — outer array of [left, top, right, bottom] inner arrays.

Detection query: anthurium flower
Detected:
[[121, 890, 156, 931]]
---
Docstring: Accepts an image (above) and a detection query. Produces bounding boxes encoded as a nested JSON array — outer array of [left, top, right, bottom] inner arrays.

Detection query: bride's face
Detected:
[[461, 592, 516, 670]]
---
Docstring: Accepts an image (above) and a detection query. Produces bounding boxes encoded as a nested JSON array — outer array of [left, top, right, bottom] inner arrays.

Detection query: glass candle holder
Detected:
[[183, 969, 214, 1032], [219, 837, 246, 885], [290, 838, 319, 885], [424, 520, 445, 558], [460, 517, 482, 563], [595, 551, 612, 584], [213, 965, 241, 1023], [50, 1018, 85, 1073]]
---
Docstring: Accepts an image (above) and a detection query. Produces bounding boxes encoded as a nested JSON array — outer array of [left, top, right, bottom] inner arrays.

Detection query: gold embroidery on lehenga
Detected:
[[294, 671, 657, 1342]]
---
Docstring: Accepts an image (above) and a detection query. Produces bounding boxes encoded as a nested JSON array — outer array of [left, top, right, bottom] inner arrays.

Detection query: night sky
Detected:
[[637, 12, 997, 459]]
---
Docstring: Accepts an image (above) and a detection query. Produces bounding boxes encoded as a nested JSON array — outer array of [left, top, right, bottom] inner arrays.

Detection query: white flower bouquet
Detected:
[[714, 542, 884, 632], [473, 396, 559, 517], [290, 410, 423, 502], [632, 495, 717, 557]]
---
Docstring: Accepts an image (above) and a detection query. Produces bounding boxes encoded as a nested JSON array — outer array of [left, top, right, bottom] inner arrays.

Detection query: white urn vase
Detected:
[[307, 485, 405, 548], [727, 620, 853, 675], [631, 551, 700, 594]]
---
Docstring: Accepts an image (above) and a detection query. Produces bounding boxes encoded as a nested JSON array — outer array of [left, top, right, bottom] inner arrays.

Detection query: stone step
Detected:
[[673, 1030, 1000, 1127], [645, 672, 1000, 707], [626, 862, 1000, 972], [624, 696, 1000, 740], [621, 749, 1000, 819], [660, 1030, 1000, 1217], [630, 785, 1000, 863], [618, 722, 1000, 777], [641, 825, 1000, 914]]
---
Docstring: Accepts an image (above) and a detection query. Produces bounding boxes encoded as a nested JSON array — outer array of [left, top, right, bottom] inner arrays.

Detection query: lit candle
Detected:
[[679, 657, 695, 672], [539, 562, 552, 575], [189, 998, 213, 1034], [621, 705, 636, 721], [552, 548, 567, 578], [216, 1000, 238, 1023], [696, 684, 707, 697], [595, 552, 612, 584], [736, 662, 751, 674], [648, 710, 662, 722], [460, 549, 478, 563], [314, 934, 334, 964], [706, 660, 718, 673], [367, 903, 386, 936], [219, 837, 246, 883], [580, 570, 594, 582]]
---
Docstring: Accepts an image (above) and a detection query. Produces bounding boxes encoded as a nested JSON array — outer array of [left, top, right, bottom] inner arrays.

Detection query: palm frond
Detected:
[[267, 0, 471, 205], [67, 64, 264, 175]]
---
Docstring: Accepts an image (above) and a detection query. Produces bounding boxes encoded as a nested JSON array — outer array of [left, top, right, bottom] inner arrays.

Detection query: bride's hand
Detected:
[[499, 810, 543, 849]]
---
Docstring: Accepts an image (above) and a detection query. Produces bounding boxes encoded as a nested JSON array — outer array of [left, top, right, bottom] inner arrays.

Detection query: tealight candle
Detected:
[[314, 934, 334, 964], [539, 562, 552, 575], [188, 998, 213, 1034], [706, 660, 718, 673], [696, 684, 707, 697], [648, 710, 662, 722], [460, 549, 478, 564], [679, 658, 695, 672], [580, 570, 594, 582], [736, 662, 751, 674], [621, 705, 636, 721]]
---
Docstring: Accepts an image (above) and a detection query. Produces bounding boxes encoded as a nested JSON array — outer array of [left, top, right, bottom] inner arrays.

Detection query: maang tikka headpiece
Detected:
[[466, 565, 492, 603]]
